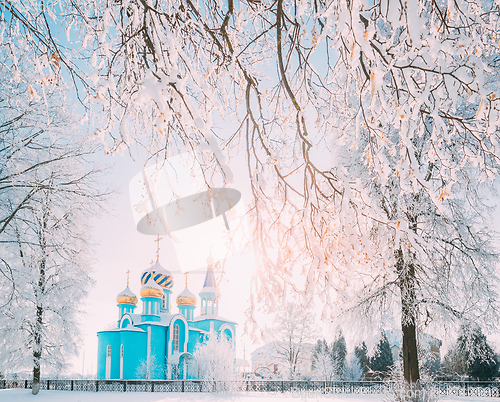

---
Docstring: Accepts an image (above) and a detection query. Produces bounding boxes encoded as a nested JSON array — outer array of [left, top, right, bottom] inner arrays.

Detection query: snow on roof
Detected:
[[151, 260, 172, 275], [136, 311, 199, 328], [193, 313, 237, 324], [117, 286, 136, 297], [178, 287, 196, 299], [128, 313, 142, 323], [98, 327, 146, 333], [199, 287, 217, 294], [236, 358, 251, 367], [186, 326, 207, 333], [250, 343, 279, 360], [142, 276, 163, 290]]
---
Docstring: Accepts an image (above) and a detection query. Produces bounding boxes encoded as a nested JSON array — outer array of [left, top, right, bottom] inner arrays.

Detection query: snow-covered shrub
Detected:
[[383, 381, 440, 402], [311, 342, 335, 381], [135, 354, 163, 379], [383, 359, 439, 402], [194, 331, 238, 392]]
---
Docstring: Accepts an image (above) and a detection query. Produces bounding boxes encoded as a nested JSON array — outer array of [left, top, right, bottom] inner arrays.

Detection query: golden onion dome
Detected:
[[140, 261, 174, 290], [140, 276, 164, 298], [117, 286, 138, 305], [176, 287, 196, 306]]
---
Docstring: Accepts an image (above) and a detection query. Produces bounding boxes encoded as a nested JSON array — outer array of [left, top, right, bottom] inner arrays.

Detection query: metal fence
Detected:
[[0, 379, 499, 396]]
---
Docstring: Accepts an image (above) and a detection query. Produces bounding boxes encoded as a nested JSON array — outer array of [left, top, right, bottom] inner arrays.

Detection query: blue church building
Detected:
[[97, 256, 236, 380]]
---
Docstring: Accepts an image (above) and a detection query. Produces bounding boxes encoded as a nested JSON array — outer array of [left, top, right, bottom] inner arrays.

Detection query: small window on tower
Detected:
[[120, 344, 124, 357], [107, 345, 111, 357], [162, 293, 167, 309]]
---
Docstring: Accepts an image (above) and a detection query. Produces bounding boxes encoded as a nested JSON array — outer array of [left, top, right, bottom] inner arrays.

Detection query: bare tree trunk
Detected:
[[401, 304, 420, 384], [32, 305, 43, 395], [32, 267, 45, 395], [32, 209, 47, 395], [397, 249, 420, 385]]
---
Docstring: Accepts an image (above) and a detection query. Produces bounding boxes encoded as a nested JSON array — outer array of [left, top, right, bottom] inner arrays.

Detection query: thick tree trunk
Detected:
[[401, 313, 420, 384], [397, 248, 420, 385]]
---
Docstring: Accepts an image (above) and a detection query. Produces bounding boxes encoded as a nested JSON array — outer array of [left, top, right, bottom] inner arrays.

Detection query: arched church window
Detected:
[[207, 299, 212, 314], [173, 324, 179, 352], [162, 293, 167, 309]]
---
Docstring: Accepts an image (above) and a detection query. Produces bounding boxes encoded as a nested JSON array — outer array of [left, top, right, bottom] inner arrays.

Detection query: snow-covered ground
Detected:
[[0, 390, 498, 402]]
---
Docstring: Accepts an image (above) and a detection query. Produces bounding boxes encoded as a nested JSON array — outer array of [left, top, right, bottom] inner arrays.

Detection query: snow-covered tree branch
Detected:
[[2, 0, 500, 388]]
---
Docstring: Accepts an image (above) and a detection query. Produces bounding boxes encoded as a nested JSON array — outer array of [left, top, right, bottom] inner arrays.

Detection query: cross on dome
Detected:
[[154, 235, 162, 261]]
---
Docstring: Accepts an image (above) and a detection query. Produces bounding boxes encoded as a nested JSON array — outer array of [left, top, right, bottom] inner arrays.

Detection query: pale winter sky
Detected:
[[70, 147, 260, 377]]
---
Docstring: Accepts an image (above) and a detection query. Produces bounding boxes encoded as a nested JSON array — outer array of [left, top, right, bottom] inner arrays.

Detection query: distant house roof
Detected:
[[236, 358, 251, 368], [250, 343, 279, 361]]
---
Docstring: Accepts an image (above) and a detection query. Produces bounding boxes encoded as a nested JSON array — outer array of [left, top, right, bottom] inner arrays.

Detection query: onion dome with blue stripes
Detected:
[[116, 286, 138, 305], [140, 261, 173, 290]]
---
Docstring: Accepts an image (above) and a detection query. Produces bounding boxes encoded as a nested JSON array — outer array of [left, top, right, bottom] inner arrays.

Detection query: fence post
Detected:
[[47, 380, 50, 390], [182, 380, 184, 392], [71, 380, 74, 391], [123, 381, 126, 392], [96, 380, 99, 392]]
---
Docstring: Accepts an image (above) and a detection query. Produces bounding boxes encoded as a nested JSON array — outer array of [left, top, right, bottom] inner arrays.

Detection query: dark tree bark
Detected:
[[32, 304, 42, 395], [32, 207, 48, 395], [397, 248, 420, 385]]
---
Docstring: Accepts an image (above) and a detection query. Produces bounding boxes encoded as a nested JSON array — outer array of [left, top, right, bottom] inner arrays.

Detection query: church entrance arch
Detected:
[[179, 353, 196, 379], [168, 352, 196, 380]]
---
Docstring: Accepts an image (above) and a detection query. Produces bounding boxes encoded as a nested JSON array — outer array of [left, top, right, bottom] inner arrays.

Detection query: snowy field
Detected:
[[0, 390, 498, 402]]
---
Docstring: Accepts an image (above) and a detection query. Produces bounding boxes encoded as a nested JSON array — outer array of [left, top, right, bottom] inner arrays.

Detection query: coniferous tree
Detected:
[[442, 325, 499, 380], [355, 342, 370, 375], [331, 331, 347, 379], [344, 352, 364, 381], [370, 332, 394, 376]]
